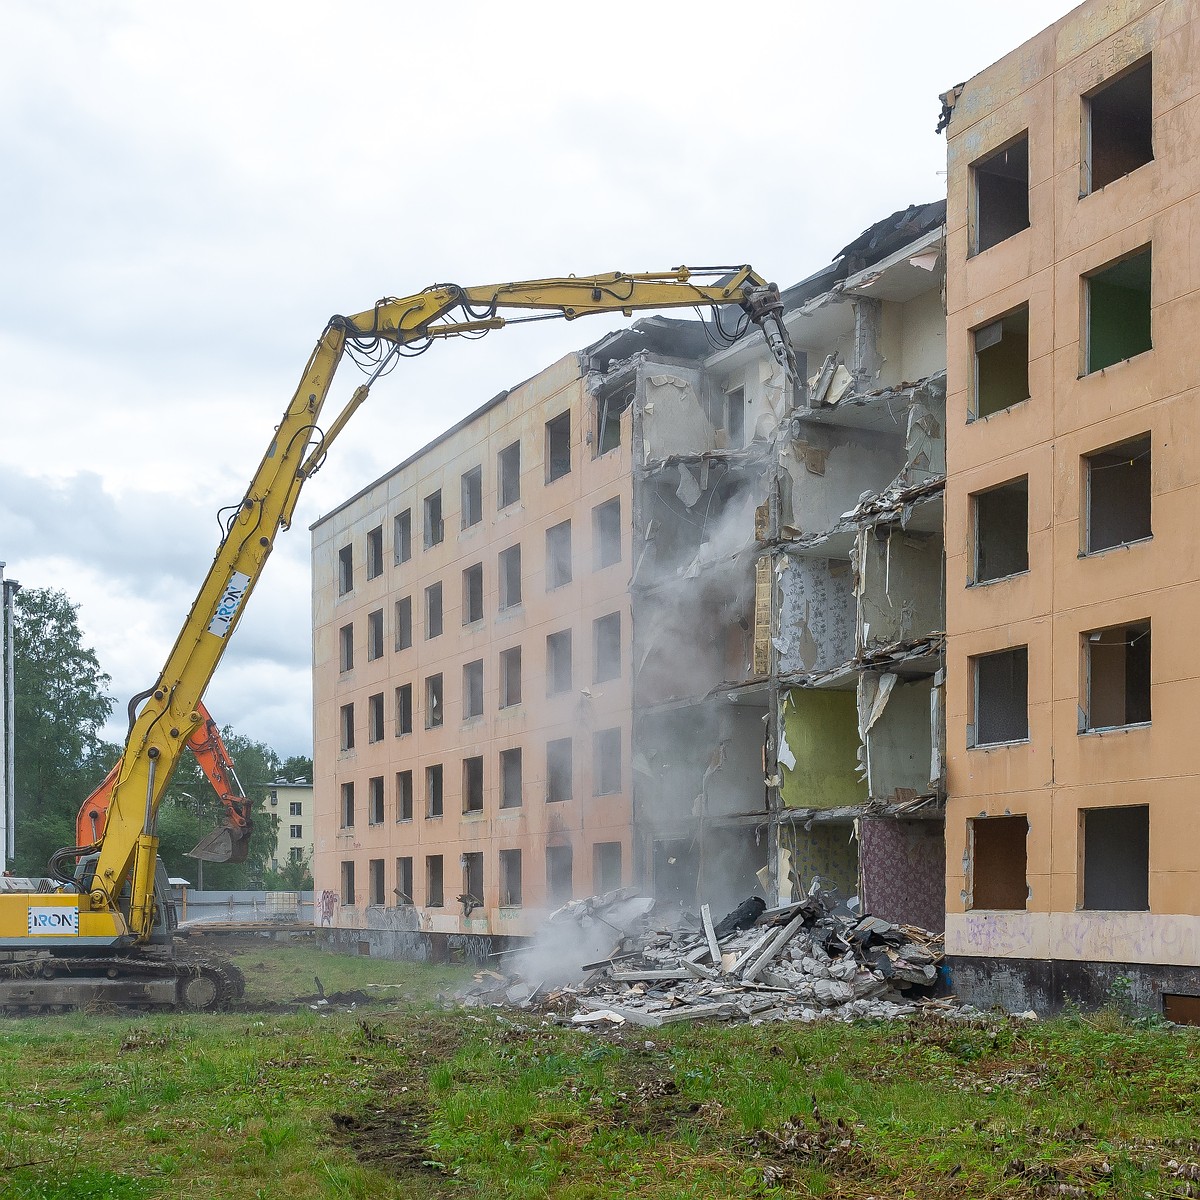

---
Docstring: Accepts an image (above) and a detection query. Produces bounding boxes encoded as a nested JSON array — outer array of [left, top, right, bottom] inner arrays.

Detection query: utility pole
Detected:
[[0, 563, 20, 869]]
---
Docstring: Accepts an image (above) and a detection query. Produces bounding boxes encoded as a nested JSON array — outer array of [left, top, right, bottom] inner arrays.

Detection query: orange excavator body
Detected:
[[76, 701, 254, 863]]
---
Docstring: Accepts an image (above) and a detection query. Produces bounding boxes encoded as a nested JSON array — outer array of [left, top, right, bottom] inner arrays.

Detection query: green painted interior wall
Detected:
[[779, 688, 865, 810]]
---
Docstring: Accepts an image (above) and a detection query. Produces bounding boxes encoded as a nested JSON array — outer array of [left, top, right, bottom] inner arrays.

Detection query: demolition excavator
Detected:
[[0, 267, 797, 1011]]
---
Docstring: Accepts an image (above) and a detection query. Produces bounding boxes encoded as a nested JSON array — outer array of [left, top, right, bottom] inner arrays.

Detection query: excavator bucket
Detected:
[[188, 819, 253, 864]]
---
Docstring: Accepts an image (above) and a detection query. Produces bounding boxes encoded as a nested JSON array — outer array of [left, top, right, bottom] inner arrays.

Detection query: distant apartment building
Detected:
[[942, 0, 1200, 1016], [311, 208, 948, 957], [260, 778, 314, 874]]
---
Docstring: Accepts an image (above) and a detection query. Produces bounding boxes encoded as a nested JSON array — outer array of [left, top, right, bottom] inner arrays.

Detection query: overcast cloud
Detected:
[[0, 1, 1077, 757]]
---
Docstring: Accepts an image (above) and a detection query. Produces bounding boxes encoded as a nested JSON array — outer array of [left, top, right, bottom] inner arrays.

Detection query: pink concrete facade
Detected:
[[944, 0, 1200, 972], [311, 353, 634, 939]]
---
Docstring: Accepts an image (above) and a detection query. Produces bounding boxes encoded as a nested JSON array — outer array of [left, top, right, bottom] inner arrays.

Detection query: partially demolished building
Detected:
[[310, 204, 948, 955]]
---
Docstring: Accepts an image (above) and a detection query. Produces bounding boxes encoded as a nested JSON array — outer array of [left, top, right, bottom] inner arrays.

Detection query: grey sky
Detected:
[[0, 1, 1077, 757]]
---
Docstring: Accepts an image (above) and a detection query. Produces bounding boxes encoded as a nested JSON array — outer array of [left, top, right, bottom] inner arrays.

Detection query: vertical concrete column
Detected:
[[852, 297, 884, 390]]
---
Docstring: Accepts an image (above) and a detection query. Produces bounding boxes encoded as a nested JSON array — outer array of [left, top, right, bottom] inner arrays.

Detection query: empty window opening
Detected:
[[973, 306, 1029, 419], [1082, 805, 1149, 910], [546, 844, 573, 907], [339, 623, 354, 672], [395, 596, 412, 650], [969, 815, 1028, 910], [546, 629, 572, 695], [425, 764, 444, 818], [500, 747, 522, 809], [593, 498, 621, 569], [395, 683, 413, 735], [593, 612, 621, 683], [593, 842, 622, 893], [396, 857, 413, 905], [500, 647, 522, 708], [367, 693, 384, 743], [596, 381, 632, 455], [462, 852, 484, 911], [395, 509, 412, 564], [973, 477, 1029, 583], [461, 466, 483, 528], [366, 525, 383, 580], [425, 582, 443, 639], [368, 858, 385, 905], [463, 563, 484, 624], [340, 703, 355, 751], [396, 770, 413, 821], [972, 133, 1029, 255], [1085, 57, 1152, 194], [368, 775, 384, 825], [426, 855, 444, 906], [546, 411, 571, 483], [725, 386, 746, 448], [423, 491, 444, 548], [463, 659, 484, 720], [425, 673, 443, 729], [971, 647, 1029, 746], [593, 728, 621, 795], [1084, 620, 1151, 731], [1086, 246, 1152, 373], [463, 756, 484, 813], [499, 849, 523, 906], [338, 544, 353, 595], [547, 737, 573, 802], [341, 860, 356, 905], [1086, 434, 1151, 553], [367, 609, 384, 660], [340, 782, 354, 828], [498, 544, 522, 609], [498, 441, 521, 508], [545, 521, 572, 589]]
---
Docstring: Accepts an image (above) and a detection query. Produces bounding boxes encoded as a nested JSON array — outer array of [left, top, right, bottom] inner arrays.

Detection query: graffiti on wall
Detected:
[[316, 890, 339, 927]]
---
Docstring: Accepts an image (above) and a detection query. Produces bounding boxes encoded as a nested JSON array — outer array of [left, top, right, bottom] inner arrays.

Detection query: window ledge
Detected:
[[966, 397, 1030, 424], [1079, 158, 1153, 199], [499, 806, 523, 815], [968, 738, 1030, 751], [968, 569, 1030, 588], [1079, 721, 1151, 737], [1080, 534, 1152, 559], [1080, 346, 1153, 379]]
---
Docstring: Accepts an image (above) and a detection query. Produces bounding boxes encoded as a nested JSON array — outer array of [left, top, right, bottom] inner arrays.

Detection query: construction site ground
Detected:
[[2, 939, 1199, 1200]]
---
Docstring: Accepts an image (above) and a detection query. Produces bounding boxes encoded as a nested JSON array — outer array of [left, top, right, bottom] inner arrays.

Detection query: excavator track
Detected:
[[0, 945, 245, 1015]]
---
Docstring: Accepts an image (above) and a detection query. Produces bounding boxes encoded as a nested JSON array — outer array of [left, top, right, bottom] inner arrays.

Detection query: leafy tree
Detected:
[[264, 852, 314, 891], [11, 588, 117, 875], [280, 754, 313, 783]]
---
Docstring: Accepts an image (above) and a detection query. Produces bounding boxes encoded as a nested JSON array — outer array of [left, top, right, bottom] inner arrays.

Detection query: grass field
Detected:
[[2, 940, 1198, 1199]]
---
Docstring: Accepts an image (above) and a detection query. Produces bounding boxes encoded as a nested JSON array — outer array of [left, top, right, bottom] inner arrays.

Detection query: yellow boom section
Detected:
[[86, 267, 794, 938]]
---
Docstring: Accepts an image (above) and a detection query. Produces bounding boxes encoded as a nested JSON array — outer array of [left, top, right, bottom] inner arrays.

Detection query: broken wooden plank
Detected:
[[740, 911, 808, 983], [700, 903, 722, 969], [725, 926, 777, 977], [610, 970, 693, 983]]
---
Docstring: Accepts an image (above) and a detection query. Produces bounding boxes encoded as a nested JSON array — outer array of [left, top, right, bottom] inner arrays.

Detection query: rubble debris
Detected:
[[459, 889, 971, 1028]]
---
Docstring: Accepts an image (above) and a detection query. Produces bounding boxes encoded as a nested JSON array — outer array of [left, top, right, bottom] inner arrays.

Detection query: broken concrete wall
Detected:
[[774, 554, 856, 675], [779, 819, 859, 900], [859, 816, 945, 932], [634, 704, 766, 829], [862, 676, 937, 801], [901, 383, 946, 484], [640, 367, 716, 463], [780, 425, 906, 537], [856, 527, 942, 653], [779, 688, 865, 810]]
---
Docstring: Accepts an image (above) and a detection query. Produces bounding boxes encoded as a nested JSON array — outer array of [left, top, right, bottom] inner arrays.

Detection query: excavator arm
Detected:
[[80, 267, 797, 941], [75, 701, 253, 863]]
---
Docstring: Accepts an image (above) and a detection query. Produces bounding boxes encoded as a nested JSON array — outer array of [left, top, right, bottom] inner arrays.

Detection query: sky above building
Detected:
[[0, 0, 1079, 757]]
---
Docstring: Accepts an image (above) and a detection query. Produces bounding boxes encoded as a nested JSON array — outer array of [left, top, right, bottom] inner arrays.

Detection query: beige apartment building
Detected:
[[311, 206, 951, 959], [260, 778, 314, 875], [943, 0, 1200, 1015]]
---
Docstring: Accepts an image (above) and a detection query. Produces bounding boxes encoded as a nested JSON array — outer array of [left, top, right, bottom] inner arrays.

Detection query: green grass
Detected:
[[1, 943, 1198, 1198]]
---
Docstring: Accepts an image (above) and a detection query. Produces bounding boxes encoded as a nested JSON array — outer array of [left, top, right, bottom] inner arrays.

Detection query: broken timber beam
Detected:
[[700, 904, 722, 969], [740, 911, 808, 983]]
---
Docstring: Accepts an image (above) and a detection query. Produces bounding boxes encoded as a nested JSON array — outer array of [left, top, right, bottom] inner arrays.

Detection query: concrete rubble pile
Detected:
[[460, 887, 972, 1029]]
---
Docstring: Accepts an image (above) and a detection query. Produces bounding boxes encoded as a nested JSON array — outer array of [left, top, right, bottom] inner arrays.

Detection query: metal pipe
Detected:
[[143, 749, 159, 836], [1, 569, 18, 865]]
